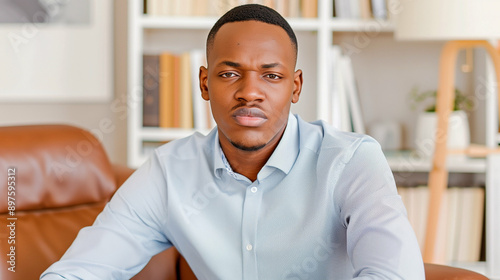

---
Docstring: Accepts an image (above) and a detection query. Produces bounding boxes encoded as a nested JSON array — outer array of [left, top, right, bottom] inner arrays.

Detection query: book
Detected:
[[456, 187, 485, 262], [434, 186, 450, 263], [335, 0, 351, 18], [350, 0, 361, 19], [328, 45, 351, 131], [445, 187, 460, 262], [147, 0, 161, 15], [413, 186, 429, 253], [301, 0, 318, 18], [371, 0, 387, 19], [160, 0, 170, 16], [469, 187, 485, 262], [275, 0, 287, 17], [359, 0, 372, 19], [179, 52, 193, 129], [159, 52, 176, 128], [397, 185, 485, 262], [192, 0, 209, 16], [178, 0, 193, 16], [288, 0, 300, 18], [172, 55, 181, 127], [340, 55, 365, 134], [142, 54, 160, 127]]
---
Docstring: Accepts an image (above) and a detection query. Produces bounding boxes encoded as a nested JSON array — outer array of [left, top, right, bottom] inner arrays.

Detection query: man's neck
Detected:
[[219, 131, 285, 182]]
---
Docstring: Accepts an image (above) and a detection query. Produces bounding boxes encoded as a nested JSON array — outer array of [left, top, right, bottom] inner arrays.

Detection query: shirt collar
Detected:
[[212, 130, 226, 179], [213, 113, 299, 180], [261, 113, 299, 177]]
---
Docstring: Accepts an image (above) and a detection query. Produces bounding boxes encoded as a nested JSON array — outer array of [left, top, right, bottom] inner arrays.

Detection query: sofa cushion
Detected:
[[0, 125, 116, 212], [0, 201, 108, 280]]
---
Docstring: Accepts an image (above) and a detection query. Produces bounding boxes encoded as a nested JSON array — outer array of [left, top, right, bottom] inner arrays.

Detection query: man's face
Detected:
[[200, 20, 302, 152]]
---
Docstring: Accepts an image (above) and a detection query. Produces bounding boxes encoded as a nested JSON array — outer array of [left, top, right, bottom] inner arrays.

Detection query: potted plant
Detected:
[[409, 87, 473, 158]]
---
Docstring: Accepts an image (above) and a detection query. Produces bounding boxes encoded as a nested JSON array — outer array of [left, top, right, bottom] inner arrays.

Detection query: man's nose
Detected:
[[234, 73, 265, 103]]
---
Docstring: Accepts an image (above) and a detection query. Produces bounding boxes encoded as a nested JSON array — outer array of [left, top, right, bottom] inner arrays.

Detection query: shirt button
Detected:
[[246, 244, 253, 251], [250, 187, 258, 193]]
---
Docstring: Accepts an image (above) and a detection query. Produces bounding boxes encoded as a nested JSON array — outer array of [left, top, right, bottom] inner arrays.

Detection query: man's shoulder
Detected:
[[154, 129, 217, 160], [297, 117, 377, 153]]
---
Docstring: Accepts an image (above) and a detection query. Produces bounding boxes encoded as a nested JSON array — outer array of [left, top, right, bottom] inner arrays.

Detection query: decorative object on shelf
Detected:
[[409, 88, 473, 113], [395, 0, 500, 274], [410, 88, 473, 158], [414, 110, 470, 158], [0, 0, 112, 102]]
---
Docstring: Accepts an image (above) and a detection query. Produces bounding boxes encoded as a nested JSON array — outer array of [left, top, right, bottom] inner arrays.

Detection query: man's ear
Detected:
[[199, 66, 209, 101], [291, 69, 303, 104]]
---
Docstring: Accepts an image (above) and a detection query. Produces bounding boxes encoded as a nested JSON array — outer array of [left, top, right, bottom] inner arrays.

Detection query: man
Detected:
[[41, 4, 424, 279]]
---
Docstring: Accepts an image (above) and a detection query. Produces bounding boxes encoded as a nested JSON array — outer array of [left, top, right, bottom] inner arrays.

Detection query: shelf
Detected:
[[140, 16, 321, 31], [330, 18, 394, 32], [385, 150, 487, 173]]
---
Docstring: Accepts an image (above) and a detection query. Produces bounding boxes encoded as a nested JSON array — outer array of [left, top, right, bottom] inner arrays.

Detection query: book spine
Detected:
[[172, 55, 181, 128], [340, 55, 365, 134], [334, 0, 351, 19], [159, 52, 175, 128], [359, 0, 372, 19], [371, 0, 387, 19], [179, 52, 193, 129], [301, 0, 318, 18], [288, 0, 300, 18], [142, 55, 160, 127]]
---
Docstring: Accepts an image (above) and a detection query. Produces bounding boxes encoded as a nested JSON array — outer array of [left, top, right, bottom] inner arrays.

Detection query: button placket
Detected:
[[241, 181, 262, 279]]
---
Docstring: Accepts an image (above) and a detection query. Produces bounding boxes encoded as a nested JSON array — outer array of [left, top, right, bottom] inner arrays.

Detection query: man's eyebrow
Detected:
[[261, 63, 281, 69], [216, 61, 282, 69], [218, 61, 241, 67]]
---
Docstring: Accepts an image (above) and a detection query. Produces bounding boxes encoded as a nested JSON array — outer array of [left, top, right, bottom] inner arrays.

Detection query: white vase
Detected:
[[414, 110, 470, 158]]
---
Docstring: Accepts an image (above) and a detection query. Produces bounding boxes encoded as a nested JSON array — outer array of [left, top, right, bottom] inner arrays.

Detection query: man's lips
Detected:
[[232, 107, 267, 127]]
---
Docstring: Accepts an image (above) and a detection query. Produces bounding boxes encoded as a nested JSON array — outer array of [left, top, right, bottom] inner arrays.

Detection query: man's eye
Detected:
[[266, 74, 280, 80], [221, 72, 237, 78]]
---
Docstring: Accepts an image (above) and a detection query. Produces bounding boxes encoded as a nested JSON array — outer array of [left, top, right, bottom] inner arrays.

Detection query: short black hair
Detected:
[[206, 4, 298, 62]]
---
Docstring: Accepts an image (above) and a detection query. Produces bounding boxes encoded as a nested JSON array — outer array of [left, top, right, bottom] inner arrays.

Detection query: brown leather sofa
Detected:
[[0, 124, 489, 280]]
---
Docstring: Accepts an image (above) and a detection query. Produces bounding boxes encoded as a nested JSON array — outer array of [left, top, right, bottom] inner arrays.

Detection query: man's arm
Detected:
[[40, 155, 172, 280], [335, 138, 425, 279]]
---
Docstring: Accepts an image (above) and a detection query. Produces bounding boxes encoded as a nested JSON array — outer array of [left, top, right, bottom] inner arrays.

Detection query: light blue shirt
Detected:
[[41, 114, 424, 279]]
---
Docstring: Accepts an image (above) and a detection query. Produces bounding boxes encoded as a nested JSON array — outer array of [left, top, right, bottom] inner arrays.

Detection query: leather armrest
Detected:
[[112, 163, 135, 190], [424, 263, 488, 280]]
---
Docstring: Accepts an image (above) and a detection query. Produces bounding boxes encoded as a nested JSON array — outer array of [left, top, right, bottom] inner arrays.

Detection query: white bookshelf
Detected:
[[127, 0, 403, 167], [385, 151, 487, 173], [127, 0, 500, 278]]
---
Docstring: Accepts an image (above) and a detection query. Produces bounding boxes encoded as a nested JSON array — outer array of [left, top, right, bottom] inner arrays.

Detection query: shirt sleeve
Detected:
[[334, 137, 425, 279], [40, 153, 172, 280]]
